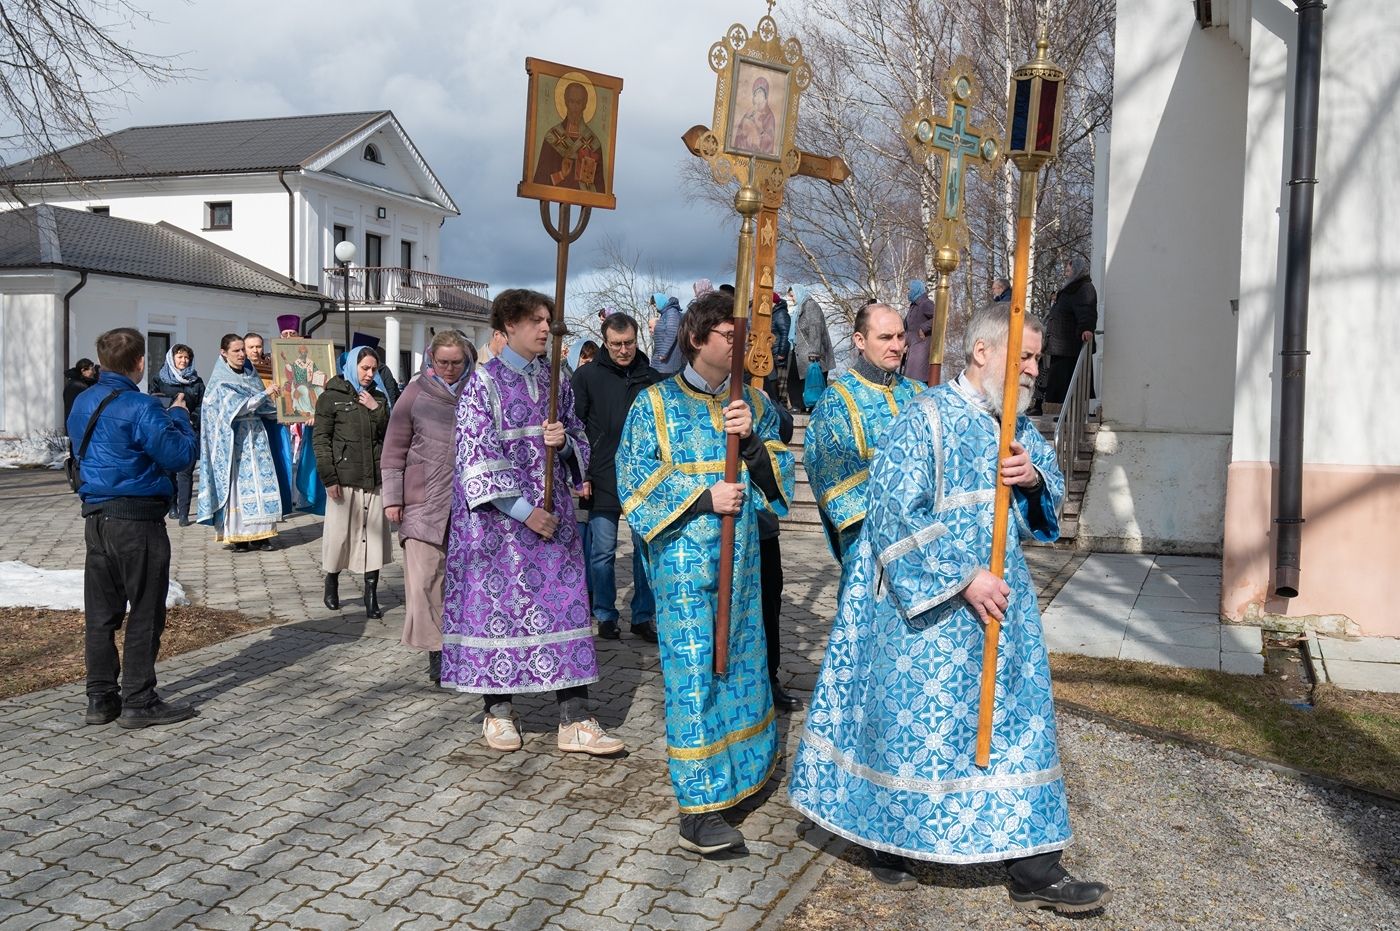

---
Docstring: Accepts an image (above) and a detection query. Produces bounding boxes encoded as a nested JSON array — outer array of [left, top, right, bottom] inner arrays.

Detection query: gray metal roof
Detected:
[[0, 205, 322, 300], [1, 111, 388, 184]]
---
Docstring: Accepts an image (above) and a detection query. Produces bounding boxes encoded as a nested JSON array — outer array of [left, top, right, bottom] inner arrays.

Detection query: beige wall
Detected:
[[1223, 461, 1400, 637]]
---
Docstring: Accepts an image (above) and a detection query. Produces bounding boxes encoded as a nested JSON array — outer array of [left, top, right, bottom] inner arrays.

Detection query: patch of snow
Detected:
[[0, 561, 189, 610], [0, 432, 68, 470]]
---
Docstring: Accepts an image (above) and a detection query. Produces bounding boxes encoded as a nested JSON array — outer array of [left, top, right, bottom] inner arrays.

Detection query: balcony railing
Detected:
[[322, 267, 490, 316]]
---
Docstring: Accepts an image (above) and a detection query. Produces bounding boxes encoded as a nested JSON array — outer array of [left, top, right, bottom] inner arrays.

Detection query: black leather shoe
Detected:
[[678, 812, 744, 855], [428, 650, 442, 685], [868, 849, 918, 890], [253, 538, 276, 551], [117, 698, 197, 729], [364, 570, 384, 619], [1009, 875, 1112, 913], [323, 573, 341, 610], [770, 679, 802, 713], [178, 516, 192, 527], [630, 621, 659, 643], [85, 694, 121, 726], [231, 541, 251, 553], [597, 620, 621, 641]]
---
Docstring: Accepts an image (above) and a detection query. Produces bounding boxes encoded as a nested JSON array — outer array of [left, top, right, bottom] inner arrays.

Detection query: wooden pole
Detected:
[[975, 170, 1037, 769], [539, 200, 591, 513], [714, 168, 762, 677]]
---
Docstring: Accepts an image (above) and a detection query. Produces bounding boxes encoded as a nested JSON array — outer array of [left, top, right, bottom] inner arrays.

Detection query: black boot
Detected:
[[364, 570, 384, 619], [428, 650, 442, 685], [323, 572, 340, 610], [868, 848, 918, 890]]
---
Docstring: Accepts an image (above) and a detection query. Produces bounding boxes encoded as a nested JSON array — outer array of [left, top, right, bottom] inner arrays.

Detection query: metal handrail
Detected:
[[321, 267, 490, 314], [1051, 340, 1094, 517]]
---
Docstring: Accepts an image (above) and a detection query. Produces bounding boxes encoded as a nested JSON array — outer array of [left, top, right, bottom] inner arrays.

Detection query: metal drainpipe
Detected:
[[62, 270, 89, 369], [1274, 0, 1326, 598], [278, 169, 296, 285]]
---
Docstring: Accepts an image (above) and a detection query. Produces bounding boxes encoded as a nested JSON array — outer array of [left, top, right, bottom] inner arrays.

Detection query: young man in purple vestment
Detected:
[[440, 288, 624, 756]]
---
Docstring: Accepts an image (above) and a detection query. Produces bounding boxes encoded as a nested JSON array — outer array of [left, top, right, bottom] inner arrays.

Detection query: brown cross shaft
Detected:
[[682, 125, 849, 389]]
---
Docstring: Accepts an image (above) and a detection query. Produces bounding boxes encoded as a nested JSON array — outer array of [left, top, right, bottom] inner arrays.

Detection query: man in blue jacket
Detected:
[[66, 328, 199, 728]]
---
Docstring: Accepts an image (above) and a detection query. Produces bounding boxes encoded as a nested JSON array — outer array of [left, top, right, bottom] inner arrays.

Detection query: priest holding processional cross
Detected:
[[788, 39, 1113, 913], [618, 7, 809, 856]]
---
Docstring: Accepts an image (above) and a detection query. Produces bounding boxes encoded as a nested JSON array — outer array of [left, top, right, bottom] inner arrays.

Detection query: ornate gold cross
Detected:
[[902, 57, 1000, 385]]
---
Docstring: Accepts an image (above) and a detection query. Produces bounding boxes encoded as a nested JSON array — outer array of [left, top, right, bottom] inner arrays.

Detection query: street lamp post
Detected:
[[334, 240, 357, 351]]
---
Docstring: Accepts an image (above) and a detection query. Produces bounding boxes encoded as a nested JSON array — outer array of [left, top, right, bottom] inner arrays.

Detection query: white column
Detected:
[[411, 320, 427, 375], [384, 314, 401, 384]]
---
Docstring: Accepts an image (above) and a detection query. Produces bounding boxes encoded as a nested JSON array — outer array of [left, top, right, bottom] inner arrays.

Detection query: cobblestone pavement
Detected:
[[18, 467, 1387, 931]]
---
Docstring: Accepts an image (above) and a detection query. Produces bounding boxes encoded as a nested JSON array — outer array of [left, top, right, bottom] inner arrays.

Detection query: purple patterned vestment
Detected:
[[440, 354, 599, 694]]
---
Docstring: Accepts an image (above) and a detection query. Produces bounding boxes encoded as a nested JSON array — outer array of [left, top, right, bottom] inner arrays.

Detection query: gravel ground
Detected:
[[783, 711, 1400, 931]]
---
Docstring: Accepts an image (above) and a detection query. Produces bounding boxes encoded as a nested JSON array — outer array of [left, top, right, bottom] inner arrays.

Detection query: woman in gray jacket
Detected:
[[381, 330, 476, 684]]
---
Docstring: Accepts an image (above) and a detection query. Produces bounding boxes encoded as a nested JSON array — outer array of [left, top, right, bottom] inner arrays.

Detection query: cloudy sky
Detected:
[[117, 0, 777, 295]]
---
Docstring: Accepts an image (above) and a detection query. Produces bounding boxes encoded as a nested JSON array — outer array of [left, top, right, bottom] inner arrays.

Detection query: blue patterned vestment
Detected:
[[617, 374, 794, 813], [196, 360, 283, 542], [789, 377, 1073, 863], [804, 363, 921, 559]]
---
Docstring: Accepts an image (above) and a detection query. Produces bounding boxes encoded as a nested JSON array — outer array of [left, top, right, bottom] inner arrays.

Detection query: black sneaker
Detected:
[[868, 849, 917, 889], [1009, 875, 1112, 913], [116, 698, 198, 730], [629, 621, 659, 643], [597, 620, 621, 641], [84, 694, 121, 726], [677, 812, 744, 855]]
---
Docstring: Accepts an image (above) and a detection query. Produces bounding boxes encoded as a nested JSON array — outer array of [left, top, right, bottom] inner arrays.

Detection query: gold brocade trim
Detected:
[[831, 382, 869, 460], [834, 509, 865, 532], [677, 459, 729, 475], [819, 468, 868, 508], [642, 485, 706, 544], [764, 440, 790, 507], [677, 753, 780, 815], [647, 387, 673, 463], [668, 707, 777, 761], [219, 529, 276, 544], [622, 465, 672, 516], [848, 369, 904, 416]]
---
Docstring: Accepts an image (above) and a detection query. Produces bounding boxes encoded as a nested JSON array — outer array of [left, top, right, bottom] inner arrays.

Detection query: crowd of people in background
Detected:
[[62, 257, 1109, 913]]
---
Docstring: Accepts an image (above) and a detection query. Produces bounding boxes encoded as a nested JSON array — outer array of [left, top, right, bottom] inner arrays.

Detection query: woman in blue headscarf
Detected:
[[902, 279, 936, 385], [313, 346, 393, 618], [150, 343, 205, 525]]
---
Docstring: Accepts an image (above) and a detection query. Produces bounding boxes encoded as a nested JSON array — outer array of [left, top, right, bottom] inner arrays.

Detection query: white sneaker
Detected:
[[557, 718, 625, 756], [483, 714, 522, 751]]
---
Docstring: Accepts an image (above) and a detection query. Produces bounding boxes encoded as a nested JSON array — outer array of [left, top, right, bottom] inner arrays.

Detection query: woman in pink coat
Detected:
[[381, 330, 476, 684]]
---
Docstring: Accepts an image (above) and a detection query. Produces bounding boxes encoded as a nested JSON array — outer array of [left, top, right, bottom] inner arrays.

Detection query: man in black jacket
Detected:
[[573, 313, 663, 642]]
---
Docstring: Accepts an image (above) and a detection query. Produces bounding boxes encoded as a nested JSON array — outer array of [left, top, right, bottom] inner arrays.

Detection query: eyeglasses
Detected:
[[605, 338, 637, 351], [711, 328, 736, 345], [432, 357, 466, 368]]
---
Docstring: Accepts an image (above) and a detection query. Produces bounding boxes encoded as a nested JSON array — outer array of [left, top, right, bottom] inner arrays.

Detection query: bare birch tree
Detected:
[[571, 234, 682, 355]]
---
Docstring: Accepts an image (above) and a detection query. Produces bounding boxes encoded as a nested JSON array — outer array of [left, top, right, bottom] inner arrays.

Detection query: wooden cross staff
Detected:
[[683, 127, 850, 389]]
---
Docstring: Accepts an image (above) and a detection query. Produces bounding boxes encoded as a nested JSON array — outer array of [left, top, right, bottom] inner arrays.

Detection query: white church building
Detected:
[[1085, 0, 1399, 638], [0, 111, 492, 440]]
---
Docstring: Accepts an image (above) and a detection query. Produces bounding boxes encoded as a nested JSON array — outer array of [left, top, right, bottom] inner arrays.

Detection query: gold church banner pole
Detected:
[[685, 5, 813, 675], [977, 37, 1067, 769], [517, 57, 623, 513]]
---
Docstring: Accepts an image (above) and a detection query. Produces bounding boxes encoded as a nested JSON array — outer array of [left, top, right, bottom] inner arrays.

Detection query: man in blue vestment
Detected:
[[789, 306, 1111, 913], [804, 303, 921, 561], [617, 290, 794, 856]]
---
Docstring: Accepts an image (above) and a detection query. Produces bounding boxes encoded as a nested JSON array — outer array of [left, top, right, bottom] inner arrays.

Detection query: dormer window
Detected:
[[363, 143, 383, 164]]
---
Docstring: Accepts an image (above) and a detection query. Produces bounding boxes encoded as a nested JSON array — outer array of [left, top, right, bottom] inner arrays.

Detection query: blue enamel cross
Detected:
[[933, 104, 986, 221]]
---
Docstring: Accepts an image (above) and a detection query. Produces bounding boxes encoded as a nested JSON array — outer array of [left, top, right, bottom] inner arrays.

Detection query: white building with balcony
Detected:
[[0, 111, 491, 440]]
